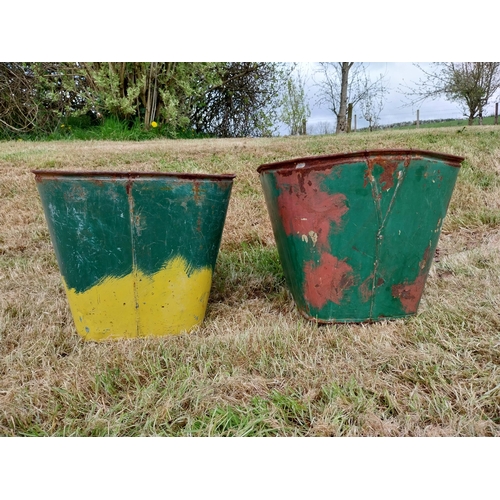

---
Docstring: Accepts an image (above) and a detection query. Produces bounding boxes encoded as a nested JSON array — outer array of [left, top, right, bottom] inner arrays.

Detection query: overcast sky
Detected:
[[288, 62, 499, 135]]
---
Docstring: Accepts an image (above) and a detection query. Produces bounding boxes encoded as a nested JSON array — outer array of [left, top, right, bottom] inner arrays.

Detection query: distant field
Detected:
[[383, 115, 498, 131], [1, 125, 499, 436]]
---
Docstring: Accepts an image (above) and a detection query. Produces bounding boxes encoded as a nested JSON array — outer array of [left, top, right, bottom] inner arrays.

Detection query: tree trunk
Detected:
[[336, 63, 352, 134], [144, 63, 159, 128]]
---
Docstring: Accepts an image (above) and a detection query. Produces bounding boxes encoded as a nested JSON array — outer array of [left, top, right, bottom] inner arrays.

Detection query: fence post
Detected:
[[495, 103, 498, 125], [354, 115, 357, 132], [347, 103, 353, 133], [416, 110, 420, 128]]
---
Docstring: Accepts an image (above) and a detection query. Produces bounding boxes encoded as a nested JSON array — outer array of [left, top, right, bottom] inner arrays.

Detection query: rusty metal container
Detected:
[[33, 170, 235, 340], [257, 149, 464, 322]]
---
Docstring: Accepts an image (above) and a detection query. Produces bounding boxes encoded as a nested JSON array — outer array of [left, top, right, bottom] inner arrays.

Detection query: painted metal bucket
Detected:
[[33, 170, 235, 340], [257, 149, 464, 323]]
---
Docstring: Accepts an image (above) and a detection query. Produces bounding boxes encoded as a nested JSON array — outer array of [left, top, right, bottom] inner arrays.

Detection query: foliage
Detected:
[[315, 62, 389, 134], [280, 69, 311, 135], [401, 62, 500, 125], [189, 62, 289, 137], [1, 62, 290, 139], [81, 62, 223, 133], [0, 63, 93, 138]]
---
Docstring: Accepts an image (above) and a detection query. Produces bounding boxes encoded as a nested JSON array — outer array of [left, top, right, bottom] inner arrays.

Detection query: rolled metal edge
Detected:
[[31, 170, 236, 181], [257, 149, 465, 174]]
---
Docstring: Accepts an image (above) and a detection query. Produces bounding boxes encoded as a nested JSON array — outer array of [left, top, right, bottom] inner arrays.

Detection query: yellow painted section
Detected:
[[64, 256, 213, 341]]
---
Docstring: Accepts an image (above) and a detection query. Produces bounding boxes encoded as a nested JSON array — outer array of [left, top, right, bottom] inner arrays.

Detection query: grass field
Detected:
[[383, 115, 499, 131], [1, 125, 499, 436]]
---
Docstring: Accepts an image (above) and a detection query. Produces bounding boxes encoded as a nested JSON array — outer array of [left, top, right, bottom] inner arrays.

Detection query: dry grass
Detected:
[[1, 126, 499, 436]]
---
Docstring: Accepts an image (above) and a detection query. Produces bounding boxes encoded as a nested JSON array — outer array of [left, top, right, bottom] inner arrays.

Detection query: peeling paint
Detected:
[[303, 253, 354, 309], [365, 154, 411, 191], [391, 275, 428, 314], [308, 231, 318, 246], [276, 170, 348, 250], [392, 246, 432, 313], [359, 274, 375, 302]]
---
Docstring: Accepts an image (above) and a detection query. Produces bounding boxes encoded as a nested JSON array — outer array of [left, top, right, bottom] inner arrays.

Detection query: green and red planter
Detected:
[[257, 149, 464, 323]]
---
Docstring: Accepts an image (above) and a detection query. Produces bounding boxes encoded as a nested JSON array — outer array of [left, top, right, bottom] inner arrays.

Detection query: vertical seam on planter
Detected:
[[126, 177, 140, 336], [369, 156, 409, 318], [368, 165, 382, 319]]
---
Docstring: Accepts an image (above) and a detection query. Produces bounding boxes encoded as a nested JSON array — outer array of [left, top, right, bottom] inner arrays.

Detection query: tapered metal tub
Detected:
[[33, 170, 235, 340], [257, 149, 464, 322]]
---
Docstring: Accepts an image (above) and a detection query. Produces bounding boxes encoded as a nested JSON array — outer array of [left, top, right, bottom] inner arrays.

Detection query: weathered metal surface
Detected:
[[33, 170, 235, 340], [257, 149, 464, 323]]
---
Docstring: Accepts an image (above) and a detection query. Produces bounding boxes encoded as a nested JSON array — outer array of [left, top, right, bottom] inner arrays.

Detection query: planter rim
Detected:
[[257, 148, 465, 174], [32, 170, 236, 181]]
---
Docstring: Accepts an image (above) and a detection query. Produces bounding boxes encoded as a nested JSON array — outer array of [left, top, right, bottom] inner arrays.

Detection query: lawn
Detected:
[[1, 125, 499, 436]]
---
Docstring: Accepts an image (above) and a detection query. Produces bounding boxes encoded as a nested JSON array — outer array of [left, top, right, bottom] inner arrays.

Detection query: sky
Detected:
[[289, 62, 499, 135]]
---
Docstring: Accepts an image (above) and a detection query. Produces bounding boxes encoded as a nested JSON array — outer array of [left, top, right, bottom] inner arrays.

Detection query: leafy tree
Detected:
[[280, 69, 310, 135], [315, 62, 388, 134], [401, 62, 500, 125], [0, 62, 92, 136], [189, 62, 289, 137], [81, 62, 222, 132], [1, 62, 291, 138]]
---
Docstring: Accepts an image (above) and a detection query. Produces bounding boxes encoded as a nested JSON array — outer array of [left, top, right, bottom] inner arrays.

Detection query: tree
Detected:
[[0, 62, 93, 136], [81, 62, 222, 131], [189, 62, 289, 137], [1, 62, 291, 138], [401, 62, 500, 125], [359, 74, 388, 131], [311, 121, 335, 135], [280, 69, 310, 135], [315, 62, 388, 134]]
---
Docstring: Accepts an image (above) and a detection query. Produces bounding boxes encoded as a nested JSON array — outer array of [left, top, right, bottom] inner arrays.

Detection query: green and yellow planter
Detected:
[[33, 171, 235, 340], [258, 149, 464, 323]]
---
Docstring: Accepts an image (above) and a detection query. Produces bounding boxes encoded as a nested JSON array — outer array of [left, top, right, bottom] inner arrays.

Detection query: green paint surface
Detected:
[[35, 173, 234, 294]]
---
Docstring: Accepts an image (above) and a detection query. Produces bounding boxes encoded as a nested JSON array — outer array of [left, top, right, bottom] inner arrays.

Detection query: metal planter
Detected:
[[33, 170, 235, 340], [258, 149, 464, 323]]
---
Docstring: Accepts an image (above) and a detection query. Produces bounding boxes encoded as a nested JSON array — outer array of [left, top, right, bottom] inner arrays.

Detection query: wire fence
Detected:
[[304, 103, 499, 135]]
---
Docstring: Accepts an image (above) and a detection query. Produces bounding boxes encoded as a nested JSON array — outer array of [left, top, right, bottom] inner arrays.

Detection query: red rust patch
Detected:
[[366, 155, 410, 191], [303, 253, 354, 309], [359, 274, 385, 303], [276, 170, 348, 250], [391, 246, 432, 313], [391, 274, 427, 314], [359, 274, 374, 302], [193, 180, 201, 203]]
